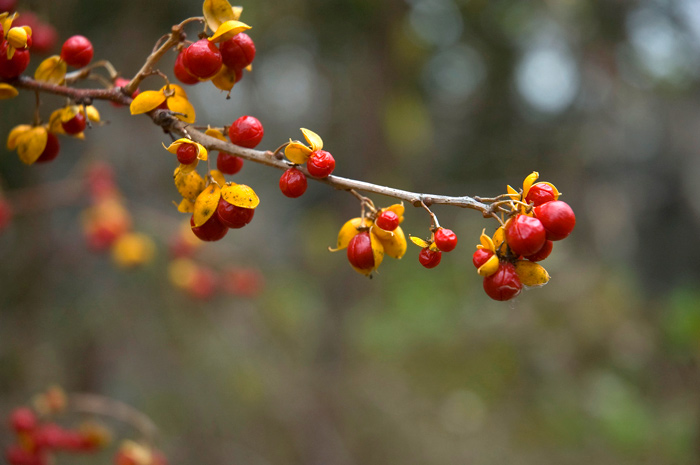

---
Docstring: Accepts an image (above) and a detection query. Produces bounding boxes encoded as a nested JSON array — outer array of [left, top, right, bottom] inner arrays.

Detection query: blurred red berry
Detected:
[[533, 200, 576, 241], [182, 39, 221, 79], [0, 41, 30, 78], [61, 112, 86, 135], [60, 35, 93, 68], [190, 214, 228, 242], [9, 407, 37, 432], [347, 232, 375, 270], [524, 239, 553, 262], [174, 51, 199, 85], [525, 182, 557, 206], [176, 144, 198, 165], [472, 248, 493, 268], [35, 133, 60, 163], [216, 152, 243, 175]]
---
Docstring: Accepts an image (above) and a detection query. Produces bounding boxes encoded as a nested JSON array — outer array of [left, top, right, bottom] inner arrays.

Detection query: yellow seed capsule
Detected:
[[372, 224, 407, 259], [333, 217, 372, 251], [514, 260, 550, 287], [174, 167, 205, 201], [477, 254, 499, 277]]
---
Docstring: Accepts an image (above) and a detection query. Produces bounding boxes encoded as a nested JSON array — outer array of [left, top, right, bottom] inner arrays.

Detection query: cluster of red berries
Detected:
[[280, 129, 336, 198], [413, 227, 459, 269], [472, 177, 576, 301], [6, 407, 105, 465], [175, 32, 255, 86]]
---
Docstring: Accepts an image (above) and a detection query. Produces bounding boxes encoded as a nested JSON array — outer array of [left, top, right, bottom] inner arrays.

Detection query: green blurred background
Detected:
[[2, 0, 700, 463]]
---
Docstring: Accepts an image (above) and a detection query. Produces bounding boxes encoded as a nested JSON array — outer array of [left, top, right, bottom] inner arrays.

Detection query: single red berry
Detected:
[[533, 200, 576, 241], [190, 214, 228, 242], [505, 214, 546, 256], [434, 227, 458, 252], [174, 51, 199, 85], [9, 407, 37, 432], [279, 167, 307, 198], [418, 247, 442, 268], [0, 0, 17, 12], [182, 39, 222, 79], [60, 35, 93, 68], [0, 41, 30, 78], [0, 198, 12, 232], [176, 144, 198, 165], [524, 239, 553, 262], [216, 198, 254, 229], [347, 232, 375, 270], [228, 115, 264, 148], [5, 446, 46, 465], [526, 182, 557, 206], [483, 262, 522, 301], [472, 248, 494, 268], [220, 32, 256, 70], [216, 152, 243, 175], [35, 133, 60, 163], [61, 112, 86, 135], [306, 150, 335, 178], [375, 210, 399, 231]]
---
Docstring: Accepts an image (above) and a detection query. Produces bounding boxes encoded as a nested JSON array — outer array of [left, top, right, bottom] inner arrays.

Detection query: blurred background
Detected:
[[2, 0, 700, 463]]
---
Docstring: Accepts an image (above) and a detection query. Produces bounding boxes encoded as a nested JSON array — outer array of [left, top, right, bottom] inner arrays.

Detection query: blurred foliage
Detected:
[[3, 0, 700, 464]]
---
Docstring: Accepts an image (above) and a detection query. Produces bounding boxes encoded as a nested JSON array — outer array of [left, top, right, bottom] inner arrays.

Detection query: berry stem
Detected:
[[420, 200, 441, 230]]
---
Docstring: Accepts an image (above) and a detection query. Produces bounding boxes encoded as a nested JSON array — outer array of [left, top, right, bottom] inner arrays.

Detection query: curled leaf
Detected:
[[84, 105, 101, 123], [34, 55, 67, 85], [522, 171, 539, 199], [193, 183, 222, 227], [301, 128, 323, 151], [410, 236, 430, 249], [477, 255, 499, 277], [221, 183, 259, 209], [129, 90, 166, 115], [203, 0, 238, 32], [164, 139, 207, 161], [284, 141, 312, 164], [478, 228, 495, 252]]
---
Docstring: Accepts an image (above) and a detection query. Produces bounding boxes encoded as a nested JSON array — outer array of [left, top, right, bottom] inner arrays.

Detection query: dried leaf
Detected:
[[301, 128, 323, 151]]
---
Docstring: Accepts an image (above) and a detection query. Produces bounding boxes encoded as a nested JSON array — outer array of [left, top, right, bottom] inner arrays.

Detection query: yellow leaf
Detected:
[[514, 260, 550, 287], [221, 183, 259, 209], [16, 126, 48, 165], [166, 96, 196, 123], [0, 83, 18, 99], [301, 128, 323, 151], [203, 0, 238, 32], [176, 198, 195, 213], [193, 183, 222, 227], [129, 90, 166, 115], [284, 141, 312, 164], [506, 184, 520, 201], [209, 169, 226, 187], [209, 20, 251, 43], [6, 124, 31, 149], [477, 255, 499, 277], [174, 166, 205, 201], [162, 84, 189, 99], [410, 236, 430, 249], [232, 6, 243, 20], [34, 55, 67, 85], [522, 171, 539, 199], [211, 64, 237, 92], [84, 105, 100, 123]]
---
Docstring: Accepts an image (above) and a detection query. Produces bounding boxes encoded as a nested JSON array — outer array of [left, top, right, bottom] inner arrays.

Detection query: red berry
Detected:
[[0, 41, 30, 78], [182, 39, 222, 79], [35, 132, 60, 163], [524, 239, 553, 262], [174, 51, 199, 85], [279, 167, 307, 198], [434, 227, 458, 252], [220, 32, 256, 70], [60, 35, 93, 68], [306, 150, 335, 178], [483, 262, 522, 301], [5, 446, 46, 465], [9, 407, 37, 432], [505, 214, 546, 256], [526, 182, 557, 206], [375, 210, 399, 231], [216, 152, 243, 175], [347, 232, 375, 270], [176, 144, 198, 165], [0, 198, 12, 231], [190, 214, 228, 242], [61, 112, 86, 135], [216, 197, 254, 229], [533, 200, 575, 241], [228, 115, 264, 148], [418, 247, 442, 268], [472, 248, 494, 268], [0, 0, 17, 12]]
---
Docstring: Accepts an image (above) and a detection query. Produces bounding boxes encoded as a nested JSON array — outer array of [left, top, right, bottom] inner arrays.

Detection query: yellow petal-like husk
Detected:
[[284, 141, 312, 165], [477, 255, 499, 277], [169, 84, 189, 99], [177, 160, 200, 173], [166, 96, 196, 123], [506, 184, 520, 201], [17, 126, 48, 165], [522, 171, 539, 199], [209, 169, 226, 187], [514, 260, 550, 287], [209, 20, 251, 43], [129, 90, 166, 115], [301, 128, 323, 151], [410, 236, 430, 249], [111, 232, 155, 268], [164, 139, 207, 161], [84, 105, 100, 123], [7, 26, 31, 49], [34, 55, 67, 85], [0, 13, 15, 33], [205, 128, 227, 142], [370, 232, 385, 269], [374, 225, 407, 259], [221, 183, 259, 209], [60, 105, 81, 122], [493, 226, 506, 253], [385, 203, 405, 223], [203, 0, 238, 32], [0, 83, 18, 99], [211, 64, 237, 92], [193, 183, 221, 227], [335, 217, 372, 250], [176, 198, 195, 213], [174, 166, 205, 201], [478, 228, 495, 252], [7, 124, 31, 149]]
